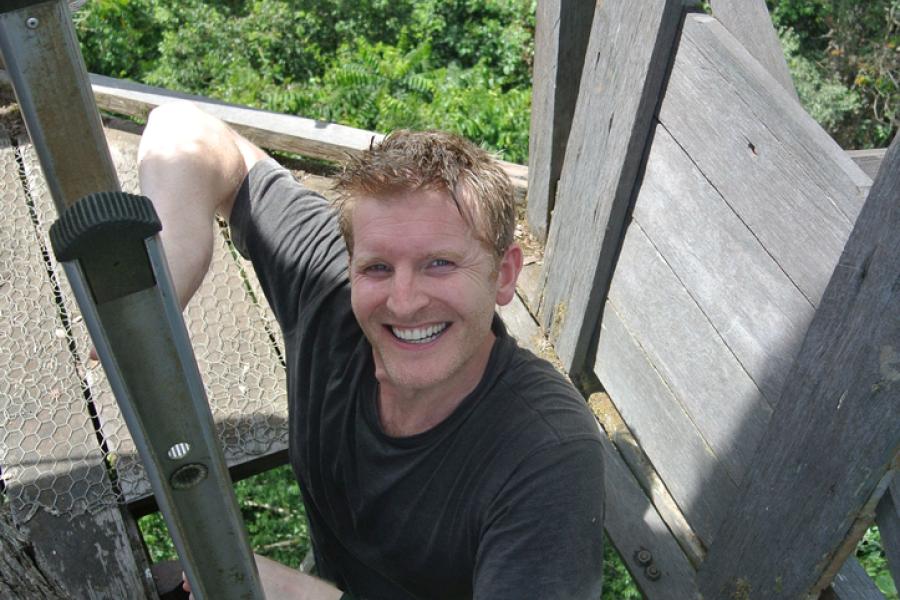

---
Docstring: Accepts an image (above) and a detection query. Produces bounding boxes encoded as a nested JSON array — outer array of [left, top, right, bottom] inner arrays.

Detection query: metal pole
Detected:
[[0, 2, 265, 598]]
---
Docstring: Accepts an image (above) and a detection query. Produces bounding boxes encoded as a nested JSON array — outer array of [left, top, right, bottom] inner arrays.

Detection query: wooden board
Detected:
[[600, 427, 701, 599], [595, 303, 737, 546], [605, 225, 771, 485], [875, 476, 900, 590], [659, 14, 870, 304], [698, 132, 900, 599], [822, 557, 887, 600], [537, 0, 687, 375], [635, 125, 814, 407], [847, 148, 888, 181], [526, 0, 594, 240], [709, 0, 798, 100], [0, 129, 153, 598]]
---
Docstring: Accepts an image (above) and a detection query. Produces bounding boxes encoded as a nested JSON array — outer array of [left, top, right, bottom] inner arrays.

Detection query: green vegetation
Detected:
[[75, 0, 894, 596]]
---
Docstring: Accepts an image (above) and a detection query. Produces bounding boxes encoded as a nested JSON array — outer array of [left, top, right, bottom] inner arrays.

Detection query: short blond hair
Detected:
[[333, 130, 515, 259]]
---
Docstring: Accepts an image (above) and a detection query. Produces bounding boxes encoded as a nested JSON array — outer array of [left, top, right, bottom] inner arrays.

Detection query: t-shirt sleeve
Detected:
[[229, 158, 348, 332], [473, 439, 605, 600]]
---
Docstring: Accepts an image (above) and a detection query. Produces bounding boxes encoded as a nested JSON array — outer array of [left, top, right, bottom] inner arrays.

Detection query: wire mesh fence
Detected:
[[0, 119, 289, 524]]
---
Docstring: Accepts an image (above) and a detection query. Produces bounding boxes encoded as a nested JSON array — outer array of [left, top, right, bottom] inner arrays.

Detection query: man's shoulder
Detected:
[[486, 345, 602, 451]]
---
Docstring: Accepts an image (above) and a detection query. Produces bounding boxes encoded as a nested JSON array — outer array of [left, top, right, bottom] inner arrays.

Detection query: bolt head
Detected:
[[26, 17, 39, 29], [635, 549, 653, 565], [645, 565, 661, 581]]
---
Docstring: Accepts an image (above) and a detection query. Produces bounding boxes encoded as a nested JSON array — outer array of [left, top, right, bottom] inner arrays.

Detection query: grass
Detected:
[[140, 465, 895, 599]]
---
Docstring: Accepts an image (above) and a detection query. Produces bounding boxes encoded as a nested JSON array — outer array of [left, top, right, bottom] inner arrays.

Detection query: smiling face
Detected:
[[349, 188, 521, 406]]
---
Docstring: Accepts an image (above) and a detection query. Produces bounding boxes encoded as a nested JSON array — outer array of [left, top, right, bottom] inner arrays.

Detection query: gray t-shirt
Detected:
[[231, 158, 605, 599]]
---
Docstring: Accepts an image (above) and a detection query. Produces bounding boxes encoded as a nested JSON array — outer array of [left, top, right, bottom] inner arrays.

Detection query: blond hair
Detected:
[[333, 130, 515, 259]]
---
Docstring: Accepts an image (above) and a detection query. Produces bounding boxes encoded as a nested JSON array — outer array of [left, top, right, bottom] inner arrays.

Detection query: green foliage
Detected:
[[779, 26, 861, 134], [75, 0, 534, 161], [857, 527, 899, 600], [603, 539, 641, 600], [770, 0, 899, 148]]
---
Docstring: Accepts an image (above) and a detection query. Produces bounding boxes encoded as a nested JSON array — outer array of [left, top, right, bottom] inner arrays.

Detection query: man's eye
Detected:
[[363, 264, 390, 274], [429, 259, 454, 268]]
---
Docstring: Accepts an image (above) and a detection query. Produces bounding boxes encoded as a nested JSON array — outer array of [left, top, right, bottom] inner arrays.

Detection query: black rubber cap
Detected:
[[50, 192, 161, 263]]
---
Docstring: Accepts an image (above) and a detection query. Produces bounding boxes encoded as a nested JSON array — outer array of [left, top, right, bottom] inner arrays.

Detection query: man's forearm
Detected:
[[255, 554, 344, 600], [137, 101, 264, 309]]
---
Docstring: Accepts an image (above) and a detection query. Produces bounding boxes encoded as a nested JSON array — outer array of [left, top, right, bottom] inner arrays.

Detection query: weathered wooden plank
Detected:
[[589, 392, 706, 568], [600, 423, 701, 599], [660, 14, 870, 304], [594, 302, 737, 547], [635, 124, 814, 406], [537, 0, 687, 375], [0, 130, 153, 598], [821, 556, 887, 600], [709, 0, 798, 100], [0, 70, 528, 194], [606, 224, 771, 486], [698, 132, 900, 599], [848, 148, 887, 181], [526, 0, 594, 240], [874, 476, 900, 591]]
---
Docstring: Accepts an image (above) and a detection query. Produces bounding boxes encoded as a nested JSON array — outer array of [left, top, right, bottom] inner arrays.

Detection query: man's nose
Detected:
[[386, 269, 428, 318]]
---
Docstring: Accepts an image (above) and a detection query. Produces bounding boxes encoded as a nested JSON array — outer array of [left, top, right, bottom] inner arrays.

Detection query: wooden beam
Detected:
[[526, 0, 594, 240], [537, 0, 689, 376], [0, 70, 528, 194], [821, 557, 887, 600], [709, 0, 799, 100], [697, 131, 900, 599], [848, 148, 888, 181], [874, 476, 900, 591]]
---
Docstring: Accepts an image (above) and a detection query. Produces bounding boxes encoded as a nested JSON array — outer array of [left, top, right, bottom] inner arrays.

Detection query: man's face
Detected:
[[349, 189, 521, 402]]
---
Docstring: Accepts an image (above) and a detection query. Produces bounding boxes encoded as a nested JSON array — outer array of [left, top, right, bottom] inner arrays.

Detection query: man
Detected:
[[139, 101, 604, 599]]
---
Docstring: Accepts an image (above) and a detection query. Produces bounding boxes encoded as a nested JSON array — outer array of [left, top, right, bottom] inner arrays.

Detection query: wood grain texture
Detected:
[[874, 476, 900, 591], [538, 0, 687, 375], [822, 557, 887, 600], [847, 148, 887, 181], [698, 132, 900, 599], [595, 302, 737, 547], [709, 0, 798, 99], [588, 391, 707, 569], [606, 224, 771, 485], [600, 425, 702, 599], [526, 0, 594, 240], [636, 124, 814, 407], [660, 15, 870, 304]]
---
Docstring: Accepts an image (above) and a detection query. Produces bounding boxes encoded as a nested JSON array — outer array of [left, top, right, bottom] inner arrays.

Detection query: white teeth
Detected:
[[391, 323, 448, 343]]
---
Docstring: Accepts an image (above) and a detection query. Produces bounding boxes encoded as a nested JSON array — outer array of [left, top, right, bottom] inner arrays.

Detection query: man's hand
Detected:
[[182, 554, 344, 600]]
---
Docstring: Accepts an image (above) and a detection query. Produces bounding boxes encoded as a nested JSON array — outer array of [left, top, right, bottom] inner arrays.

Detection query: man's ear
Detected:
[[495, 244, 523, 306]]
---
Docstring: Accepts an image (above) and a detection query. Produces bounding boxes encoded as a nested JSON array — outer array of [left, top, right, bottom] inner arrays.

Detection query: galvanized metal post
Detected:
[[0, 2, 265, 598]]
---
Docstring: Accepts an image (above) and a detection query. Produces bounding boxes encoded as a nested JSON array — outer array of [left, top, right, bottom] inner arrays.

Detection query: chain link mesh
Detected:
[[0, 121, 289, 522]]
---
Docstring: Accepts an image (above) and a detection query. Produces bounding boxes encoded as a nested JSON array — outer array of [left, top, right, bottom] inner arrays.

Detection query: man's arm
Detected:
[[183, 554, 343, 600], [137, 101, 267, 309]]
